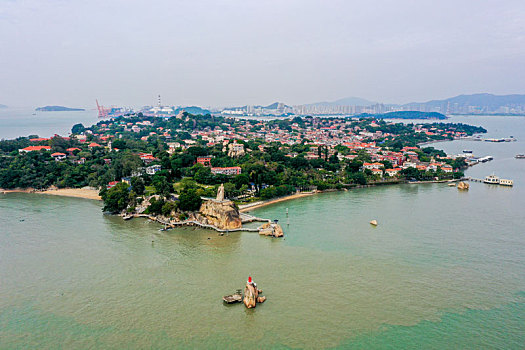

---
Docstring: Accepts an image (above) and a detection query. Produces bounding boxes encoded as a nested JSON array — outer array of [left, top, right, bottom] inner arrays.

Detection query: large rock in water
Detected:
[[258, 222, 284, 237], [243, 282, 266, 308], [198, 199, 242, 230], [244, 283, 257, 308], [457, 181, 469, 190]]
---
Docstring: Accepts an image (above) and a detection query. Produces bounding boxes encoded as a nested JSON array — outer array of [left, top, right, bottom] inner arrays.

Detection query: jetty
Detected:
[[466, 176, 514, 186], [123, 213, 274, 234], [459, 136, 517, 142], [240, 212, 269, 224]]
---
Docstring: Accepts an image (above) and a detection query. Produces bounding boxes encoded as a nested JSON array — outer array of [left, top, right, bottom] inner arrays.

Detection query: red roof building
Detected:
[[196, 156, 212, 167], [107, 181, 119, 189], [29, 138, 50, 142], [19, 146, 51, 153], [51, 152, 67, 161]]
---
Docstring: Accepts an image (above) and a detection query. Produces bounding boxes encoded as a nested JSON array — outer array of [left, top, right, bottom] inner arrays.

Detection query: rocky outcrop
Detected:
[[258, 222, 284, 237], [133, 195, 161, 214], [243, 283, 257, 308], [243, 283, 265, 308], [197, 199, 242, 230], [457, 181, 469, 190]]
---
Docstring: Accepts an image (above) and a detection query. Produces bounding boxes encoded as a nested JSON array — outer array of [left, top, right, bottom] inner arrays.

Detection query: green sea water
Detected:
[[1, 115, 524, 349]]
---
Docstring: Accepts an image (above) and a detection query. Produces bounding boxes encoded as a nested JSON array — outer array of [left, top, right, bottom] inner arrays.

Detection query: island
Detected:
[[356, 111, 447, 120], [35, 106, 85, 112], [0, 112, 486, 232]]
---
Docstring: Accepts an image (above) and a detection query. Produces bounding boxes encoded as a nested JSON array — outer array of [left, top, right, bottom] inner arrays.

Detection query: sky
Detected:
[[1, 0, 524, 108]]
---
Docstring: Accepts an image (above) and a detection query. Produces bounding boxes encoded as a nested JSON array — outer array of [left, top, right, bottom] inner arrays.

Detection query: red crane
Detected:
[[96, 99, 110, 118]]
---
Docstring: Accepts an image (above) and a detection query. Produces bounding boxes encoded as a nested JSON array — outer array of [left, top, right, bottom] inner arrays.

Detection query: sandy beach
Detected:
[[1, 188, 102, 201], [239, 192, 315, 212]]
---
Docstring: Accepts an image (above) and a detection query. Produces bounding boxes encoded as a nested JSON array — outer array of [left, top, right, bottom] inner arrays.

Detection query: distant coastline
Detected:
[[356, 111, 447, 120], [1, 187, 101, 200], [35, 106, 85, 112]]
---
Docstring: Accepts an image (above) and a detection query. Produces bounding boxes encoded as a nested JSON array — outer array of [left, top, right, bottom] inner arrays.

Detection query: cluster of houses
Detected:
[[196, 156, 242, 176], [16, 115, 464, 191]]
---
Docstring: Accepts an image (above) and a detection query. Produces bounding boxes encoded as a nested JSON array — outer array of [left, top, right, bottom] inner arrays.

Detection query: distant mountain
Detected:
[[222, 102, 290, 111], [0, 104, 7, 108], [264, 102, 291, 109], [357, 111, 447, 120], [306, 97, 377, 107], [36, 106, 85, 112], [175, 106, 211, 115], [403, 93, 525, 113]]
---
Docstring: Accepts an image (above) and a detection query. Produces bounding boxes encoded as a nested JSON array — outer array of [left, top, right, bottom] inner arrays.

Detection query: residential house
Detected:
[[385, 168, 401, 177], [146, 165, 162, 175], [196, 156, 212, 167], [19, 146, 51, 153], [107, 181, 119, 189], [51, 152, 66, 161], [211, 166, 242, 176]]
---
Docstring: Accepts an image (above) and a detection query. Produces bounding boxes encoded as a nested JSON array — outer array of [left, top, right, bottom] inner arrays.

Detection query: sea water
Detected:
[[0, 115, 524, 348]]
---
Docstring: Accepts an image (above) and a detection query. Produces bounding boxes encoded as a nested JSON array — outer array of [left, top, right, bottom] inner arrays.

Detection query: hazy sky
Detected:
[[1, 0, 524, 108]]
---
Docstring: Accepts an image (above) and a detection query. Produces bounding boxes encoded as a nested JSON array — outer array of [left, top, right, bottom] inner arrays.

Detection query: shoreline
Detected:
[[1, 187, 102, 201], [2, 178, 462, 210], [239, 178, 463, 213], [239, 191, 316, 213]]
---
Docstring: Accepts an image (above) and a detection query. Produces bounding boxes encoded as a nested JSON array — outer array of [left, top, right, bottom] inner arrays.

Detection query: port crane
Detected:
[[96, 99, 110, 118]]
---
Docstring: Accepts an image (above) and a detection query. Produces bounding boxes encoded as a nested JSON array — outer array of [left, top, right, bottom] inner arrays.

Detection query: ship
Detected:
[[463, 150, 473, 153], [484, 174, 499, 184], [499, 179, 514, 186], [478, 155, 493, 163], [483, 174, 513, 186], [515, 154, 525, 159]]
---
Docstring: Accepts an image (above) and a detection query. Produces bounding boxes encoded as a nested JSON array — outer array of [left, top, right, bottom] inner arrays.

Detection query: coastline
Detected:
[[1, 187, 102, 201], [239, 178, 463, 213], [239, 192, 316, 212], [2, 178, 462, 209]]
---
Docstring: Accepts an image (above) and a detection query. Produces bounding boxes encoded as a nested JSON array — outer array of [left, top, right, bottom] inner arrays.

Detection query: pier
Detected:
[[465, 177, 514, 186], [128, 214, 264, 233], [240, 212, 270, 224]]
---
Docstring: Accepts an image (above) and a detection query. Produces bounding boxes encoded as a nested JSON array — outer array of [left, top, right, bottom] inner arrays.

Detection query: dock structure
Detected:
[[239, 212, 270, 224], [166, 220, 261, 233], [130, 214, 263, 233], [465, 177, 514, 186]]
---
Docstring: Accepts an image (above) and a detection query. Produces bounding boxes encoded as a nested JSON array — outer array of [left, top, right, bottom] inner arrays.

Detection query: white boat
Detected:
[[499, 179, 513, 186], [478, 156, 493, 163], [484, 175, 499, 184]]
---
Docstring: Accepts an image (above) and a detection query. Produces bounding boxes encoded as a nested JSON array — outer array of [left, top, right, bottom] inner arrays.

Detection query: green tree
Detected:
[[178, 188, 202, 211], [146, 197, 165, 215], [351, 172, 367, 185], [233, 173, 250, 189], [71, 123, 85, 134], [100, 182, 130, 213], [152, 175, 171, 197], [194, 165, 213, 184], [131, 177, 145, 195]]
